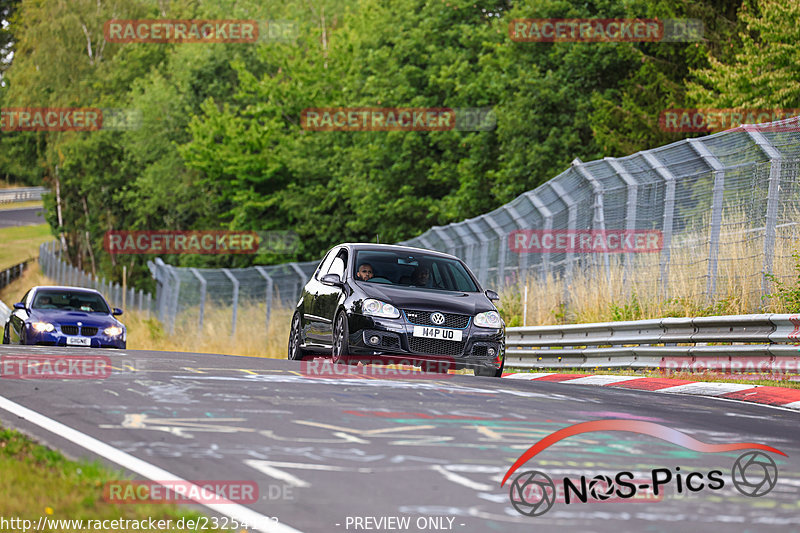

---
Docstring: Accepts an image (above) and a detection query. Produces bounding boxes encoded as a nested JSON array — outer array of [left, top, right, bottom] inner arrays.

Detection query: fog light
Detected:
[[369, 335, 380, 345], [488, 347, 496, 357]]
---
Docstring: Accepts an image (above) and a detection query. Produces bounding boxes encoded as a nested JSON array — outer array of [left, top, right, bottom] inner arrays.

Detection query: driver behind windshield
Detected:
[[411, 265, 431, 287], [356, 263, 374, 281]]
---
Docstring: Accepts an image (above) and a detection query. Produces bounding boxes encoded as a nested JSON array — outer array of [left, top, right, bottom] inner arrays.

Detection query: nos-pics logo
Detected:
[[501, 420, 784, 517]]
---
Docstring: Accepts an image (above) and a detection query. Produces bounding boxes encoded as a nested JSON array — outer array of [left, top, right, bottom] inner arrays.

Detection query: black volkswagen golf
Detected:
[[288, 243, 505, 376]]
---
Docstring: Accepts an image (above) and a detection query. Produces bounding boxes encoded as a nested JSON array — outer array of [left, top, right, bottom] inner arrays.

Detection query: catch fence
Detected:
[[37, 116, 800, 334]]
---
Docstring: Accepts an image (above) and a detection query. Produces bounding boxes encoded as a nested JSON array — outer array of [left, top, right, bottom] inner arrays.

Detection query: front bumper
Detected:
[[25, 326, 126, 349], [345, 312, 504, 371]]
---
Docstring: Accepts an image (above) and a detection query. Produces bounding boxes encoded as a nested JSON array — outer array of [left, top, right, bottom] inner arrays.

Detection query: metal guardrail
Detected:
[[505, 314, 800, 369], [0, 259, 32, 292], [0, 187, 47, 204]]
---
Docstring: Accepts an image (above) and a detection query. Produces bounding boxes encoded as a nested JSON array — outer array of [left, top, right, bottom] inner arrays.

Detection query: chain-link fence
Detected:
[[401, 117, 800, 311], [147, 257, 318, 334], [37, 116, 800, 333], [39, 242, 154, 315]]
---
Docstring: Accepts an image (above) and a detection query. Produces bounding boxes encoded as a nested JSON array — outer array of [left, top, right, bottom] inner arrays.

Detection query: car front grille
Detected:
[[403, 310, 470, 329], [409, 337, 465, 357], [60, 325, 98, 336]]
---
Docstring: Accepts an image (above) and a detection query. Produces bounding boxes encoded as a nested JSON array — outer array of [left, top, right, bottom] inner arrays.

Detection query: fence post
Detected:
[[687, 139, 725, 302], [746, 129, 783, 302], [289, 262, 308, 303], [168, 266, 181, 334], [466, 219, 491, 286], [549, 181, 577, 300], [255, 266, 274, 331], [605, 157, 640, 292], [503, 204, 528, 285], [482, 216, 507, 290], [432, 226, 458, 257], [572, 159, 610, 282], [642, 151, 677, 298], [221, 268, 239, 337], [522, 194, 553, 281], [190, 268, 207, 331]]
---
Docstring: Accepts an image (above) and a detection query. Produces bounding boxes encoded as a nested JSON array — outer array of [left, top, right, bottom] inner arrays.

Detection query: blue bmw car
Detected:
[[2, 286, 126, 349]]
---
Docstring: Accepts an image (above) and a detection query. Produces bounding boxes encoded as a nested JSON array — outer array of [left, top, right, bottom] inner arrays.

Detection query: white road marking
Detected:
[[503, 372, 556, 380], [0, 395, 301, 533], [432, 464, 493, 491], [244, 461, 311, 488], [560, 375, 645, 386], [656, 382, 758, 396]]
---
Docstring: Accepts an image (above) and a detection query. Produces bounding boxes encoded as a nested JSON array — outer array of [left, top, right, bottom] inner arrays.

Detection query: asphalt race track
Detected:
[[0, 206, 46, 228], [1, 345, 798, 533]]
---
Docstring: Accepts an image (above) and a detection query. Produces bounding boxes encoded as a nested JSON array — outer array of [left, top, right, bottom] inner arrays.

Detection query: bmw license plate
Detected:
[[66, 337, 91, 346], [412, 326, 462, 342]]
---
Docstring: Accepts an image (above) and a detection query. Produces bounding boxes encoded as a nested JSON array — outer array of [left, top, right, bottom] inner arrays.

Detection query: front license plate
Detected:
[[412, 325, 462, 342], [66, 337, 91, 346]]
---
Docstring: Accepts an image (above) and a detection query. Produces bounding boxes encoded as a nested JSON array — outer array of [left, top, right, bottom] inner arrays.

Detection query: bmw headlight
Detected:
[[474, 311, 501, 328], [104, 326, 124, 336], [31, 321, 55, 333], [362, 299, 400, 319]]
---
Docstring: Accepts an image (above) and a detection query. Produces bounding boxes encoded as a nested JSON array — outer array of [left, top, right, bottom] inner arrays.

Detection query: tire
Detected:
[[332, 312, 350, 365], [288, 314, 307, 361], [2, 323, 9, 344], [474, 358, 504, 378]]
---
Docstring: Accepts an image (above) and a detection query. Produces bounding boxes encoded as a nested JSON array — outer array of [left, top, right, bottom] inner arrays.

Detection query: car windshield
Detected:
[[354, 250, 479, 292], [32, 291, 110, 313]]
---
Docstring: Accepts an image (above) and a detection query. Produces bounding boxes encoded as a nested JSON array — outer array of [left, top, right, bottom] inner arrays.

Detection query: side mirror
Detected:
[[13, 302, 26, 310], [112, 308, 123, 316], [485, 289, 500, 301], [321, 273, 343, 287]]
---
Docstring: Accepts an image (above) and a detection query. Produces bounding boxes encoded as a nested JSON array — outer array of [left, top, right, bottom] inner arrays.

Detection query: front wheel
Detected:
[[2, 323, 9, 344], [288, 314, 306, 361], [332, 312, 350, 365]]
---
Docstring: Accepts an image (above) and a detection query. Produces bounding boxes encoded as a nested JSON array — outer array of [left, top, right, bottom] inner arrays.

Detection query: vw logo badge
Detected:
[[431, 312, 445, 325], [77, 322, 82, 326]]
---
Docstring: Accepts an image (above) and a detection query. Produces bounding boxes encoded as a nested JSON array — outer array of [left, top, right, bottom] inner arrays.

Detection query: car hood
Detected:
[[356, 282, 494, 315], [29, 309, 121, 328]]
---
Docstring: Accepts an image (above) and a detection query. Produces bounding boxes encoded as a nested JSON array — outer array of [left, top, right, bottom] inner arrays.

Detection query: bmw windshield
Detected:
[[354, 250, 479, 292], [31, 290, 110, 313]]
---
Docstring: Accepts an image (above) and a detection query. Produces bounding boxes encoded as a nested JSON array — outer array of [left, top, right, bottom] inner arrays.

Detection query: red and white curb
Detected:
[[502, 372, 800, 411]]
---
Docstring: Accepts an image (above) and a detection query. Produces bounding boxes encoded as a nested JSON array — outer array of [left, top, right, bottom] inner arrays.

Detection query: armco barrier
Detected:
[[505, 314, 800, 369], [0, 187, 47, 204]]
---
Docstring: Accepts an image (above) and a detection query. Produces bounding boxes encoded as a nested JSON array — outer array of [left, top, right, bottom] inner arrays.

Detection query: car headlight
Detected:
[[104, 326, 124, 336], [474, 311, 501, 328], [31, 322, 55, 333], [362, 299, 400, 319]]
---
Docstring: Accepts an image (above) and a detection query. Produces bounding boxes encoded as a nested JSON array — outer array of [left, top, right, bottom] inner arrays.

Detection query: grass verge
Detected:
[[0, 224, 52, 270], [0, 200, 45, 210], [0, 426, 225, 532]]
